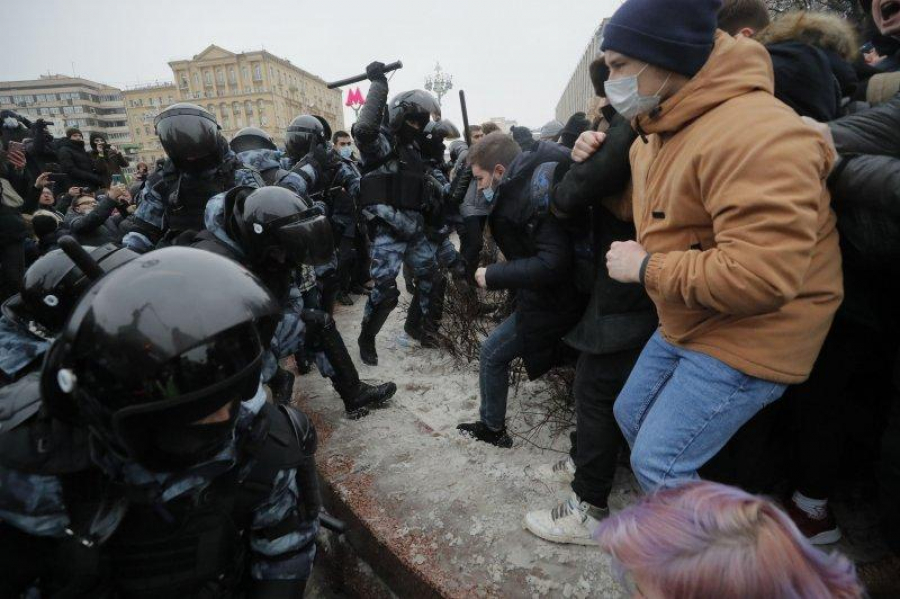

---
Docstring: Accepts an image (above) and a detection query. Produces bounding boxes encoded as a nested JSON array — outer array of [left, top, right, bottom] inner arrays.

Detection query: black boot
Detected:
[[358, 289, 399, 366], [268, 366, 296, 406], [404, 287, 424, 341], [457, 421, 513, 448], [319, 316, 397, 417]]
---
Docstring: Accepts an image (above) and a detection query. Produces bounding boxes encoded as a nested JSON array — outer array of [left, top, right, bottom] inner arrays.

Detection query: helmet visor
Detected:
[[272, 210, 334, 267]]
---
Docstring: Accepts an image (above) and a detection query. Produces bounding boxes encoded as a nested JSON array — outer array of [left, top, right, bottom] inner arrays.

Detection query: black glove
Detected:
[[449, 166, 473, 206], [303, 144, 330, 180], [365, 61, 388, 83]]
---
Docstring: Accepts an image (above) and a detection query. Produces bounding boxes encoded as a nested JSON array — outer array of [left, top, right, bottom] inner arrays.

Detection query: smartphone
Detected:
[[7, 141, 24, 154], [46, 173, 68, 182], [111, 174, 126, 187]]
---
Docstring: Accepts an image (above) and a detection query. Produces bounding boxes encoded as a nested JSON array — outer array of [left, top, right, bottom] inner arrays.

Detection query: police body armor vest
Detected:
[[0, 403, 318, 598], [359, 143, 428, 212]]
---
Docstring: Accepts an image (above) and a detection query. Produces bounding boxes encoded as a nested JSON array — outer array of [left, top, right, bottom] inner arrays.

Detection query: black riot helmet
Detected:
[[229, 126, 276, 154], [2, 244, 138, 340], [155, 102, 223, 173], [225, 186, 334, 268], [40, 247, 281, 472], [387, 89, 441, 139], [285, 115, 332, 160], [422, 119, 461, 162]]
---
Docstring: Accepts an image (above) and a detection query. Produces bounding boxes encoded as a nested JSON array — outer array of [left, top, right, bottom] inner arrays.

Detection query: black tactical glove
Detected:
[[365, 61, 388, 83], [449, 166, 473, 206]]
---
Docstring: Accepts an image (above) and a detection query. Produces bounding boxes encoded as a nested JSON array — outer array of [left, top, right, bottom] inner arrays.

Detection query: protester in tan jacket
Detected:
[[572, 0, 843, 492]]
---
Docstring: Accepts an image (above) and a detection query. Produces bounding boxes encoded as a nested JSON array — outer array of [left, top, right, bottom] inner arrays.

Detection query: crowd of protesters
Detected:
[[0, 0, 899, 595]]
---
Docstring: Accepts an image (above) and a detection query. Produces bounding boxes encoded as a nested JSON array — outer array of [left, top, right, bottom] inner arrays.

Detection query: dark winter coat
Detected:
[[551, 112, 658, 355], [64, 196, 124, 246], [56, 138, 103, 190], [485, 141, 584, 379], [828, 92, 900, 331], [89, 135, 129, 189]]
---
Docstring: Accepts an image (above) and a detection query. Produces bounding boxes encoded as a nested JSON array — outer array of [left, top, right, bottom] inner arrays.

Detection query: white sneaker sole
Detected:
[[522, 515, 598, 546], [807, 528, 842, 545]]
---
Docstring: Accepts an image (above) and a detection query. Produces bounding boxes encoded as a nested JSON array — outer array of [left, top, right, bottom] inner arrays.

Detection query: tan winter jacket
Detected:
[[627, 32, 843, 384]]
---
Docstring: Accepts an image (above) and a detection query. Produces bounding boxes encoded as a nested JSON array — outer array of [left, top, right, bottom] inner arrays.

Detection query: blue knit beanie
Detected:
[[600, 0, 722, 78]]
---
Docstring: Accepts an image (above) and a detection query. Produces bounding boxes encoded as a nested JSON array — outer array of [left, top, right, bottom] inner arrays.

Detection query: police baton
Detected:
[[327, 61, 403, 89], [58, 236, 105, 281], [459, 90, 472, 147]]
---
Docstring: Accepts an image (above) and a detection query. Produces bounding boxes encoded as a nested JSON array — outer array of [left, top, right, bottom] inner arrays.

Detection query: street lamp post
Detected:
[[424, 62, 453, 106]]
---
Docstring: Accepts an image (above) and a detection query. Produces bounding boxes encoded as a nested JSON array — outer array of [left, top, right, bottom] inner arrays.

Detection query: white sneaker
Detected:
[[523, 495, 608, 546], [528, 456, 576, 485]]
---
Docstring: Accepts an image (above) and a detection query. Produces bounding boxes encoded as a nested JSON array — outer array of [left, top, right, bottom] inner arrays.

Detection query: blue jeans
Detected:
[[614, 331, 787, 491], [479, 314, 525, 431]]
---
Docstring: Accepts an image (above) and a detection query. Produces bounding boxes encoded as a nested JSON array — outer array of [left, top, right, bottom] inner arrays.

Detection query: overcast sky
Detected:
[[5, 0, 621, 130]]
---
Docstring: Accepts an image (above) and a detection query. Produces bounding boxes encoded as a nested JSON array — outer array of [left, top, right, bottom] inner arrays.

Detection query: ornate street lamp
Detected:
[[424, 62, 453, 106]]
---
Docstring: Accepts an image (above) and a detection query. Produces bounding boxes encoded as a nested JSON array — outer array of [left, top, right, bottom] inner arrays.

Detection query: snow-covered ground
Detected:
[[295, 281, 634, 598]]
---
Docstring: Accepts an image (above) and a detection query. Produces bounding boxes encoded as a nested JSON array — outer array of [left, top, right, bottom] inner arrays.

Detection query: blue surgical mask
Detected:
[[604, 63, 671, 121], [482, 172, 497, 203], [338, 146, 352, 160]]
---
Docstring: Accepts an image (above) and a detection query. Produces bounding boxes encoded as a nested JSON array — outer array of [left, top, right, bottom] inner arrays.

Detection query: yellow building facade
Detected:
[[122, 45, 345, 167]]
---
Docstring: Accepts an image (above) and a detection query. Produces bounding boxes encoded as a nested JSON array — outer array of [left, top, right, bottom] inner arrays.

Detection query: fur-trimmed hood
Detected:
[[755, 10, 859, 61]]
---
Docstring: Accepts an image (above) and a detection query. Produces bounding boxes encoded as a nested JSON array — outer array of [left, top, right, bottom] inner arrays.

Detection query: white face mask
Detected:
[[338, 146, 352, 159], [482, 171, 498, 203], [604, 63, 671, 121]]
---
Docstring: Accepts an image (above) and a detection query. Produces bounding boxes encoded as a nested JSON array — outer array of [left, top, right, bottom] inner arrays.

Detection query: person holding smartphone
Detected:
[[89, 134, 130, 189]]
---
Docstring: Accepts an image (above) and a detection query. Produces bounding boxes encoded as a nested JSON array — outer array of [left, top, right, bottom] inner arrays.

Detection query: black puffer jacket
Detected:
[[56, 138, 103, 190], [828, 93, 900, 330], [485, 141, 584, 379], [552, 112, 658, 355]]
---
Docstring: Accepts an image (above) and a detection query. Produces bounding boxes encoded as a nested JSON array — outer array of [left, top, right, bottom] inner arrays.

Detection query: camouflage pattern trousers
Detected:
[[364, 222, 438, 320]]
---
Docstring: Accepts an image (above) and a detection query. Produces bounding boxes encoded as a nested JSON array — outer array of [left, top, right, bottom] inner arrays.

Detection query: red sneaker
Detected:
[[783, 498, 842, 545]]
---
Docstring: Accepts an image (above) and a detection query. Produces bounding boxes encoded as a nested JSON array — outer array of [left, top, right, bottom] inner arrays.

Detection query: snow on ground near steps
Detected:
[[292, 283, 636, 598]]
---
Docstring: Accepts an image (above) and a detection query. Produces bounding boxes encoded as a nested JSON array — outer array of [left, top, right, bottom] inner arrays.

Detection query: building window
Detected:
[[232, 101, 241, 115], [168, 95, 174, 103], [253, 64, 262, 81], [216, 69, 225, 85], [256, 99, 265, 115], [261, 116, 269, 126], [180, 74, 188, 88], [144, 126, 151, 135], [242, 66, 250, 82], [244, 100, 253, 116], [204, 71, 213, 86], [229, 68, 237, 84], [207, 104, 215, 116], [193, 73, 200, 88], [135, 128, 141, 138]]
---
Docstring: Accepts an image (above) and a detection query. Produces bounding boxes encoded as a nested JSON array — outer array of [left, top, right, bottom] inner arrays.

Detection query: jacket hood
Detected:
[[89, 133, 108, 152], [767, 41, 841, 121], [754, 11, 859, 61], [637, 32, 773, 136]]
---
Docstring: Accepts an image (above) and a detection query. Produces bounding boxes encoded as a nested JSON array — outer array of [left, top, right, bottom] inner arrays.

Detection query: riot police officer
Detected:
[[229, 126, 321, 197], [352, 62, 446, 366], [281, 114, 359, 314], [191, 185, 397, 417], [0, 247, 319, 597]]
